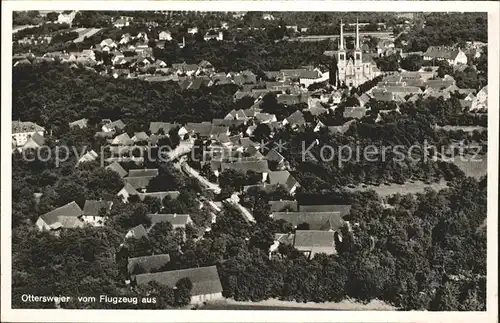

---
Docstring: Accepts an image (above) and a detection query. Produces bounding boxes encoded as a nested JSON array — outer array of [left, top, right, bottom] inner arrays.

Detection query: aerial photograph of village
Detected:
[[9, 9, 488, 311]]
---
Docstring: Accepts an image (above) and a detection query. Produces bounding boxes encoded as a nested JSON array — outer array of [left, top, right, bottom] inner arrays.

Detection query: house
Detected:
[[204, 31, 224, 42], [299, 69, 328, 88], [283, 110, 306, 128], [188, 27, 199, 35], [102, 119, 126, 132], [120, 34, 132, 45], [132, 131, 149, 142], [12, 121, 45, 147], [77, 150, 98, 165], [36, 201, 85, 232], [147, 214, 193, 230], [172, 62, 199, 76], [124, 176, 156, 191], [69, 118, 88, 129], [271, 211, 344, 231], [358, 93, 372, 107], [277, 94, 309, 106], [106, 161, 128, 178], [113, 18, 130, 28], [138, 191, 180, 202], [471, 85, 488, 112], [20, 133, 45, 151], [232, 70, 257, 85], [265, 149, 286, 169], [343, 106, 367, 120], [293, 230, 338, 258], [262, 13, 275, 20], [134, 266, 223, 304], [100, 38, 117, 50], [111, 133, 134, 146], [158, 31, 172, 41], [82, 200, 112, 226], [423, 46, 467, 65], [57, 11, 76, 25], [149, 122, 176, 135], [117, 183, 139, 202], [268, 170, 300, 195], [125, 224, 148, 239], [220, 160, 269, 176], [181, 122, 213, 138], [269, 200, 298, 212], [299, 204, 352, 217], [255, 113, 277, 124], [128, 168, 159, 177], [128, 254, 171, 277]]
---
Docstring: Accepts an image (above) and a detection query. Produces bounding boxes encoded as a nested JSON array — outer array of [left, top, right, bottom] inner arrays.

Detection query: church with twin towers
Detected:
[[336, 20, 381, 88]]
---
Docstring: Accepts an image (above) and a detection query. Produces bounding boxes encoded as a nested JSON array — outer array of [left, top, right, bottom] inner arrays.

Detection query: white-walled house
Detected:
[[423, 46, 468, 66], [12, 121, 45, 147]]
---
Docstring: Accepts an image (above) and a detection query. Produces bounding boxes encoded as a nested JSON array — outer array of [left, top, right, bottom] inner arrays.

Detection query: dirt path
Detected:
[[203, 298, 396, 310]]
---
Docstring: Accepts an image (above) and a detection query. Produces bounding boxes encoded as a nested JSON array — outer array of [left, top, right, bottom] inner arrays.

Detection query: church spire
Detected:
[[355, 18, 360, 50], [339, 19, 344, 50]]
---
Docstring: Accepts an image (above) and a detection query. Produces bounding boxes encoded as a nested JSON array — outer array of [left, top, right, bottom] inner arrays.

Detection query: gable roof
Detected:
[[24, 133, 45, 147], [126, 224, 148, 239], [69, 118, 88, 129], [147, 214, 192, 228], [128, 254, 171, 275], [293, 230, 336, 254], [134, 265, 223, 296], [343, 106, 366, 119], [138, 191, 180, 201], [133, 131, 149, 142], [265, 149, 285, 163], [78, 150, 98, 164], [124, 176, 155, 189], [12, 121, 45, 134], [39, 201, 84, 229], [272, 211, 344, 231], [268, 170, 299, 189], [83, 200, 113, 217], [424, 46, 462, 60], [108, 119, 126, 130], [299, 204, 351, 217], [185, 122, 213, 137], [128, 168, 159, 177], [106, 161, 128, 178], [221, 160, 269, 173], [269, 200, 298, 212], [112, 133, 133, 145], [285, 110, 306, 126], [149, 122, 176, 134], [119, 182, 139, 196]]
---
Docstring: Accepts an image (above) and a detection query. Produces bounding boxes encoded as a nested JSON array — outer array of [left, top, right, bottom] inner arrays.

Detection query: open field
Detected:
[[434, 125, 487, 132], [201, 298, 396, 310], [345, 179, 449, 197], [450, 154, 488, 179], [73, 27, 102, 42]]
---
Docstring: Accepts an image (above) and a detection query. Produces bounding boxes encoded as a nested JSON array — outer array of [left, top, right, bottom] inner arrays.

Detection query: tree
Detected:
[[148, 222, 184, 255], [174, 278, 193, 306], [400, 54, 423, 71], [46, 12, 59, 22]]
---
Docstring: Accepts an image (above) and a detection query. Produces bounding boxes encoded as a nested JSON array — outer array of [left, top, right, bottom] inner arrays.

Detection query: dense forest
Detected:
[[12, 64, 239, 135], [399, 13, 487, 52]]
